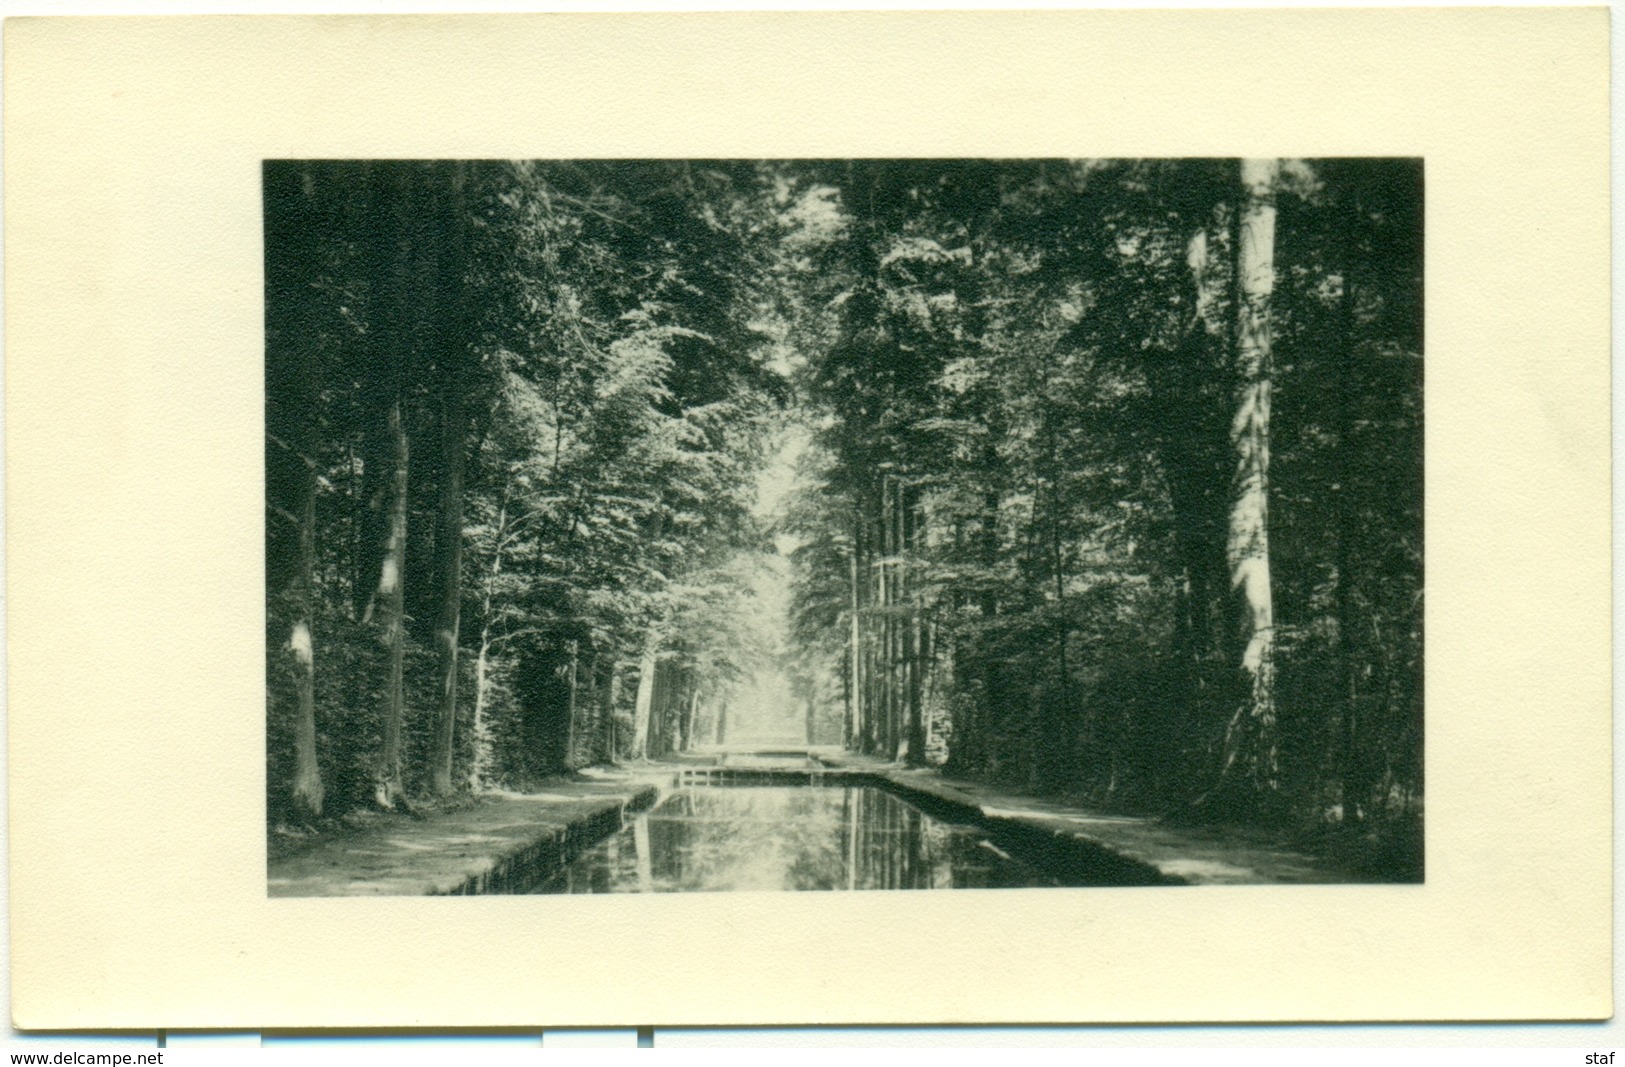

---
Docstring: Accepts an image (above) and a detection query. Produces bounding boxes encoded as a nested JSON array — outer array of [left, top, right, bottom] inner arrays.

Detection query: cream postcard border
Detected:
[[5, 10, 1610, 1028]]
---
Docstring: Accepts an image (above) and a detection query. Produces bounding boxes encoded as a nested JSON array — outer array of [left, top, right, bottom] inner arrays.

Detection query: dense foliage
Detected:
[[266, 160, 785, 817], [266, 158, 1421, 876]]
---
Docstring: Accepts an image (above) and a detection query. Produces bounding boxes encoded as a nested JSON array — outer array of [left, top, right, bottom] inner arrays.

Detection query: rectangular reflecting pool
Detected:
[[525, 785, 1069, 893]]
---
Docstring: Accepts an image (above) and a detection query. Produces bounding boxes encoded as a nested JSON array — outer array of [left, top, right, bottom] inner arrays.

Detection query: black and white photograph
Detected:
[[265, 158, 1424, 896], [6, 6, 1608, 1036]]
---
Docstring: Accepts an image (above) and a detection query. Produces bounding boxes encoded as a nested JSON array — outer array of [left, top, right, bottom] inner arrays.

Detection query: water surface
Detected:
[[528, 785, 1061, 893]]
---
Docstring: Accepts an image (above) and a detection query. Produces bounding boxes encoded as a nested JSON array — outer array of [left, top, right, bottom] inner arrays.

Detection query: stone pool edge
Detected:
[[859, 771, 1185, 887], [829, 759, 1358, 885], [268, 781, 663, 897], [433, 783, 663, 896]]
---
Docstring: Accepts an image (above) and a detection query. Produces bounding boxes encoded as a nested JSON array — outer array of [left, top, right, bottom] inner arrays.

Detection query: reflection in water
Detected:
[[529, 786, 1062, 893]]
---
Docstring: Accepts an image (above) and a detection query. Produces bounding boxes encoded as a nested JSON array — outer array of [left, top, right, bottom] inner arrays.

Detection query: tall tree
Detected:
[[361, 163, 418, 811], [265, 161, 326, 821], [1218, 158, 1281, 795], [630, 644, 658, 760], [431, 163, 473, 796]]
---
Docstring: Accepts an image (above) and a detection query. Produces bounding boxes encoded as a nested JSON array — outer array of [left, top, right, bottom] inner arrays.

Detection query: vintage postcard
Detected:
[[5, 10, 1609, 1028]]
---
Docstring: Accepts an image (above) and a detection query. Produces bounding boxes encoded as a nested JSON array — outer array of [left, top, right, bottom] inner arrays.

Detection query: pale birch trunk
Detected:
[[468, 501, 505, 792], [1222, 157, 1281, 789]]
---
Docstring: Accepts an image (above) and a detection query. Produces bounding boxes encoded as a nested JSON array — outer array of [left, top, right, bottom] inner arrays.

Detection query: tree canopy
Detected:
[[266, 157, 1421, 877]]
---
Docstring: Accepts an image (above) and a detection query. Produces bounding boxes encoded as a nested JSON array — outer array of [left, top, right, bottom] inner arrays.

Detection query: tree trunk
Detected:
[[682, 689, 699, 752], [431, 165, 470, 797], [1045, 444, 1074, 789], [471, 631, 492, 790], [367, 395, 410, 809], [582, 651, 601, 765], [1219, 157, 1281, 792], [649, 663, 666, 759], [1172, 196, 1245, 800], [1334, 264, 1370, 818], [362, 163, 417, 812], [468, 502, 505, 792], [881, 480, 899, 759], [266, 162, 325, 821], [288, 442, 324, 820], [563, 639, 580, 771], [669, 671, 684, 755], [861, 522, 879, 755], [904, 488, 927, 767], [848, 532, 863, 751], [631, 644, 657, 760], [603, 656, 621, 762], [430, 369, 467, 795], [875, 498, 888, 757]]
